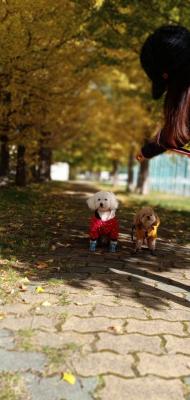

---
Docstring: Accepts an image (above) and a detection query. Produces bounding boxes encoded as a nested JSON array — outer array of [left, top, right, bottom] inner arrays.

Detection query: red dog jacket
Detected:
[[89, 215, 119, 241]]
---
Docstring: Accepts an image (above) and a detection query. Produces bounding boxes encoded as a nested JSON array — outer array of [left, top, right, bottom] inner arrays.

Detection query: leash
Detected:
[[131, 224, 150, 242], [131, 224, 136, 242]]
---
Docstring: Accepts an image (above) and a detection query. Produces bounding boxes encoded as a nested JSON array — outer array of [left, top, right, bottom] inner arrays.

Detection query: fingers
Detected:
[[136, 153, 146, 162]]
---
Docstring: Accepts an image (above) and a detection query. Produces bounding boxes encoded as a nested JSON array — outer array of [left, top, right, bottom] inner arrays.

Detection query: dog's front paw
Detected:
[[89, 240, 97, 252], [109, 240, 117, 253], [131, 248, 139, 256]]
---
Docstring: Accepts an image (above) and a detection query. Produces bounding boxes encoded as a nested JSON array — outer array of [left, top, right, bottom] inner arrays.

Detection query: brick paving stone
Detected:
[[34, 331, 95, 348], [149, 309, 190, 321], [0, 329, 14, 350], [33, 304, 93, 317], [165, 335, 190, 355], [93, 304, 147, 319], [79, 276, 130, 288], [20, 292, 59, 305], [155, 282, 189, 293], [138, 353, 190, 377], [136, 288, 186, 299], [73, 352, 134, 377], [24, 372, 98, 400], [127, 319, 185, 336], [0, 349, 46, 372], [65, 293, 119, 305], [0, 304, 31, 315], [165, 300, 190, 310], [119, 293, 174, 308], [0, 316, 57, 331], [99, 376, 185, 400], [96, 332, 163, 354], [62, 316, 124, 333]]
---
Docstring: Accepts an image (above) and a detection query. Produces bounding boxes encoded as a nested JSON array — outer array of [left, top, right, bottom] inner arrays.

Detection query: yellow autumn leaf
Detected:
[[62, 372, 76, 385], [35, 286, 45, 293], [94, 0, 104, 9]]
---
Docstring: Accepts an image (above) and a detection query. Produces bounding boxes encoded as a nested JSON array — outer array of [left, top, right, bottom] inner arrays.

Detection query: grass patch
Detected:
[[0, 372, 28, 400], [126, 192, 190, 212], [42, 342, 80, 375], [48, 278, 65, 286], [98, 181, 190, 211], [0, 264, 21, 304], [59, 293, 71, 306], [42, 346, 70, 374], [16, 329, 35, 352]]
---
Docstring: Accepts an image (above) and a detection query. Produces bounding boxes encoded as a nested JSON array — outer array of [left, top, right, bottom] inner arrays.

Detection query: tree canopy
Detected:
[[0, 0, 190, 183]]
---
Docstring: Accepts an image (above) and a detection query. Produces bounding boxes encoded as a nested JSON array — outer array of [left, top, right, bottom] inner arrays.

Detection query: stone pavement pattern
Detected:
[[0, 182, 190, 400]]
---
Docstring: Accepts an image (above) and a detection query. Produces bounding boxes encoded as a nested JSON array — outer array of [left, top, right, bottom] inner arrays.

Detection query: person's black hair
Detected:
[[140, 25, 190, 147]]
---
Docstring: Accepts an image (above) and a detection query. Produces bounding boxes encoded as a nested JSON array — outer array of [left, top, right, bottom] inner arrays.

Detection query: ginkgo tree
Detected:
[[0, 0, 189, 190]]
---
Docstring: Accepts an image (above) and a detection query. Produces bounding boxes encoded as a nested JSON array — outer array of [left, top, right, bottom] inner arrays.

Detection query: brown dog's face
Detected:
[[135, 207, 158, 229]]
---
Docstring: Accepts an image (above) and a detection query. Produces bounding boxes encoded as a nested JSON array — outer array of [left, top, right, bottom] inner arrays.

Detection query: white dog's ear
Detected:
[[109, 192, 118, 210], [87, 195, 96, 210]]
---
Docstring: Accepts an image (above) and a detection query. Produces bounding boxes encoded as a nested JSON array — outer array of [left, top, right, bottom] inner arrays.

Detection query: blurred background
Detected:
[[0, 0, 190, 197]]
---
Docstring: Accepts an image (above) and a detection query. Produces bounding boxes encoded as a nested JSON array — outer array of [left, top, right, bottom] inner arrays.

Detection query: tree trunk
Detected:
[[111, 159, 119, 186], [0, 135, 9, 177], [31, 164, 39, 182], [16, 145, 26, 186], [126, 146, 135, 192], [136, 159, 149, 194], [38, 146, 52, 181], [38, 132, 52, 182], [69, 165, 77, 180]]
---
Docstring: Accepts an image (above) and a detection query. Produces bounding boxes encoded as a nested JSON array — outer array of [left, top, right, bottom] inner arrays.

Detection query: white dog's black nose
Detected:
[[100, 203, 103, 207]]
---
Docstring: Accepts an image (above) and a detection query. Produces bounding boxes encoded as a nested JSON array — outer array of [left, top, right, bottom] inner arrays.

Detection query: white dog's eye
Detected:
[[98, 198, 101, 201], [104, 199, 108, 201]]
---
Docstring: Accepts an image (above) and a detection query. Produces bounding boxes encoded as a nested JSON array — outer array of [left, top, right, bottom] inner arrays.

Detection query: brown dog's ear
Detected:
[[133, 211, 142, 226], [152, 214, 160, 226]]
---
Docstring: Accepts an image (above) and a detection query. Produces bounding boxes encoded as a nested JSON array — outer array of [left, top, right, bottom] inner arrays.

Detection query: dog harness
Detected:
[[134, 221, 160, 241], [89, 212, 119, 241]]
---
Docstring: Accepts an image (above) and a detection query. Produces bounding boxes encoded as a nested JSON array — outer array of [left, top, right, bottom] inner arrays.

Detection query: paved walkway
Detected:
[[0, 182, 190, 400]]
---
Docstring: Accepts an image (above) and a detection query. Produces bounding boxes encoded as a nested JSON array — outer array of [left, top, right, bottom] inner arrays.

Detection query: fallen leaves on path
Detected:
[[36, 262, 49, 270], [62, 372, 76, 385], [35, 286, 45, 293]]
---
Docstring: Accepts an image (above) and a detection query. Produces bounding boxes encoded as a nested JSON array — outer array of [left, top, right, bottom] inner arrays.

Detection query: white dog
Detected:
[[132, 206, 160, 255], [87, 191, 119, 252]]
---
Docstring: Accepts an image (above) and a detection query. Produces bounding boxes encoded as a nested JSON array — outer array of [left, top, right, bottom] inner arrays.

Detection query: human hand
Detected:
[[136, 152, 146, 162]]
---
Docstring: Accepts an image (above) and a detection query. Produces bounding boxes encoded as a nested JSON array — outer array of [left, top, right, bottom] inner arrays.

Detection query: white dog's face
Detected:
[[87, 191, 118, 212], [135, 207, 157, 229]]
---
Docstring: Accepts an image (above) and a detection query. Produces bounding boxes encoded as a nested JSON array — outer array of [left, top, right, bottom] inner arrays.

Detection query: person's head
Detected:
[[140, 25, 190, 147]]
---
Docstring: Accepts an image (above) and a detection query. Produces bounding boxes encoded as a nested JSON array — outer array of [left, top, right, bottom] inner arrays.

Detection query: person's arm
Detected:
[[141, 141, 166, 158], [137, 129, 166, 161], [136, 141, 166, 161]]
